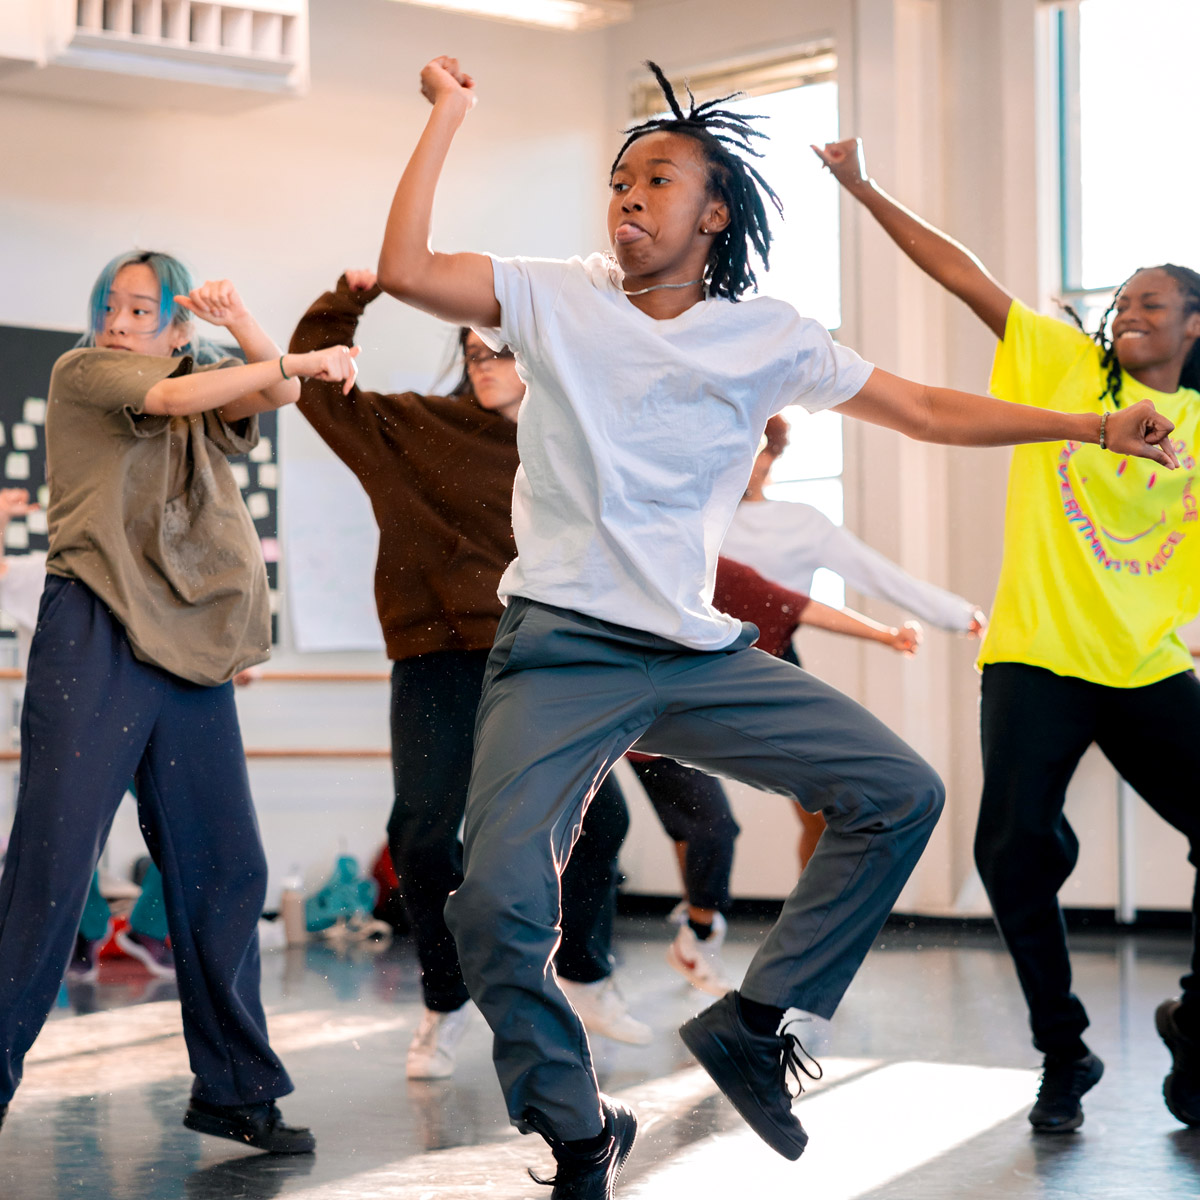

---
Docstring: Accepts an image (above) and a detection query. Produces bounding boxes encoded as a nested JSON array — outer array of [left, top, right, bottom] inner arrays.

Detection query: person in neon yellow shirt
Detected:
[[819, 136, 1200, 1137]]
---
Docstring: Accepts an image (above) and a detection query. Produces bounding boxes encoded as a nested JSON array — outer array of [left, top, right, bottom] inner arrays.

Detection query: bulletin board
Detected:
[[0, 324, 281, 639]]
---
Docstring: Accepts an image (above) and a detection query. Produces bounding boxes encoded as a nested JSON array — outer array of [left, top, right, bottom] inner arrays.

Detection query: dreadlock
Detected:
[[610, 62, 783, 302], [1058, 264, 1200, 408]]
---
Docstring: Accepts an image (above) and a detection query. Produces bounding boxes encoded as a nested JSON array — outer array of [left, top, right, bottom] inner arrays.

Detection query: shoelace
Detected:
[[779, 1018, 824, 1101]]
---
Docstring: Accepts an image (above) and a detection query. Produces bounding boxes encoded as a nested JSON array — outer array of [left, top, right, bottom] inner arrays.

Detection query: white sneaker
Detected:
[[560, 976, 653, 1045], [406, 1004, 474, 1079], [667, 904, 727, 941], [666, 923, 734, 997]]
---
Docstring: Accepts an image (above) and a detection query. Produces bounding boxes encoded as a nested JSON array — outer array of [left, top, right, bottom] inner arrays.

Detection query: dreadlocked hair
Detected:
[[1058, 263, 1200, 409], [610, 62, 783, 302]]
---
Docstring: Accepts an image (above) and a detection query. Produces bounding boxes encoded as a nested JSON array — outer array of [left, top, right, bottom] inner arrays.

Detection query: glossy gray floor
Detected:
[[2, 917, 1199, 1199]]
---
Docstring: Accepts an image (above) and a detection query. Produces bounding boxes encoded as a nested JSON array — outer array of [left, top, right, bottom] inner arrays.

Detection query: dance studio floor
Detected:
[[2, 916, 1199, 1199]]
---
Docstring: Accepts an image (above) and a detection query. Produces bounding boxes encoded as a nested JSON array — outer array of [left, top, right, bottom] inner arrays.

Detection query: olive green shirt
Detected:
[[45, 348, 269, 686]]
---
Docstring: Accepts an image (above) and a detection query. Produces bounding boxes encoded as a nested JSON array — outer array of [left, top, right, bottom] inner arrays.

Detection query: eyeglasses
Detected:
[[464, 347, 515, 367]]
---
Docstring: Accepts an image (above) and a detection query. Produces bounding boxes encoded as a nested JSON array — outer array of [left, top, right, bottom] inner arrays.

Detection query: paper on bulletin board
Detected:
[[283, 458, 385, 653]]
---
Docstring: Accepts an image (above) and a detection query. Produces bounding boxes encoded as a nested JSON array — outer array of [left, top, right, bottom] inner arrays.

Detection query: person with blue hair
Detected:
[[0, 249, 357, 1153]]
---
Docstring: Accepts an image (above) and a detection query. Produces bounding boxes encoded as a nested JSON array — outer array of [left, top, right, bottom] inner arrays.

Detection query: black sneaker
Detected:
[[1028, 1051, 1104, 1132], [524, 1095, 638, 1199], [680, 992, 820, 1160], [1156, 998, 1200, 1126], [183, 1097, 315, 1154]]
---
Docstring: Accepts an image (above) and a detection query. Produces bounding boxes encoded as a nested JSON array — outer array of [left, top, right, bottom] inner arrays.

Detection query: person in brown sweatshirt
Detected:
[[289, 272, 650, 1075]]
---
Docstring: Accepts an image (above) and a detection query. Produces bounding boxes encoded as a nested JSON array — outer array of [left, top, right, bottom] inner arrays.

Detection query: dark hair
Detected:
[[448, 327, 475, 398], [1060, 264, 1200, 408], [763, 414, 790, 457], [610, 62, 783, 302], [444, 327, 515, 400]]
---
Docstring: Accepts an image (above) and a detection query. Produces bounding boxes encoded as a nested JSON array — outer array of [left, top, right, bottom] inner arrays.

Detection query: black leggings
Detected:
[[388, 648, 629, 1010], [976, 662, 1200, 1057], [629, 757, 739, 913]]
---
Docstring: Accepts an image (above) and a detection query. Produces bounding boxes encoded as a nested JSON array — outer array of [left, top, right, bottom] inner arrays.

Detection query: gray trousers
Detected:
[[444, 598, 944, 1139]]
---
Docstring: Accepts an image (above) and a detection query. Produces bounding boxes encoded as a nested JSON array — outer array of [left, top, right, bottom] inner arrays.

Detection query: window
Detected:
[[630, 48, 847, 606], [1053, 0, 1200, 323]]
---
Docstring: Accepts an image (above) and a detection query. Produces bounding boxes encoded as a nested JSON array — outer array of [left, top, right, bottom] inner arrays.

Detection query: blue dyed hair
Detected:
[[80, 250, 223, 363]]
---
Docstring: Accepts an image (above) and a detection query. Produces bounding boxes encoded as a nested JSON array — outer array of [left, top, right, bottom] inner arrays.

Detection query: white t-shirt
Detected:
[[723, 500, 976, 633], [0, 551, 47, 665], [483, 253, 874, 649]]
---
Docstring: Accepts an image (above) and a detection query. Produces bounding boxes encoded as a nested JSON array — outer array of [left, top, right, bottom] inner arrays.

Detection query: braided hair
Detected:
[[1059, 264, 1200, 408], [610, 62, 783, 301]]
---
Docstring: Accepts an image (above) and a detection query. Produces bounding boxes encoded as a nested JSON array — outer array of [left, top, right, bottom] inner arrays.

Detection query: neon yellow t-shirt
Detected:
[[978, 299, 1200, 688]]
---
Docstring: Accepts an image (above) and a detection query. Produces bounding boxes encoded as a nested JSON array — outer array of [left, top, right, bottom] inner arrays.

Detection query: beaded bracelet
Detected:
[[1099, 410, 1108, 451]]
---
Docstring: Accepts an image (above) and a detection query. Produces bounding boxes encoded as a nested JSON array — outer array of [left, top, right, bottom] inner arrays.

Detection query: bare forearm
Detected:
[[226, 314, 295, 407], [146, 355, 307, 417], [801, 599, 896, 644], [378, 100, 467, 295], [917, 386, 1102, 448], [849, 181, 990, 291]]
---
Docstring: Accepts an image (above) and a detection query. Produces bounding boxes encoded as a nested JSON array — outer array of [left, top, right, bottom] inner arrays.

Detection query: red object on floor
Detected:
[[98, 915, 131, 960]]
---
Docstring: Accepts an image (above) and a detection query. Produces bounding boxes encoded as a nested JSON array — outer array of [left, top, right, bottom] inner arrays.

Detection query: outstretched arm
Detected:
[[147, 278, 363, 422], [814, 139, 1013, 340], [377, 57, 500, 327], [840, 367, 1180, 468], [800, 598, 923, 656]]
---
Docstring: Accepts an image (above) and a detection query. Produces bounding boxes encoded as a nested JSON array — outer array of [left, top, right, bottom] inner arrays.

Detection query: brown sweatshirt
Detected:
[[290, 277, 519, 661]]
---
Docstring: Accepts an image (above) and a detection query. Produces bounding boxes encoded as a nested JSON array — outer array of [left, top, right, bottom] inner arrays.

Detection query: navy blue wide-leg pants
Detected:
[[0, 576, 291, 1106]]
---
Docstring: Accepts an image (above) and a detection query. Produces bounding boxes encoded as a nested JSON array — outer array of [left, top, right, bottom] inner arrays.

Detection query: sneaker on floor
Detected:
[[525, 1093, 638, 1200], [1156, 998, 1200, 1126], [115, 929, 176, 978], [183, 1097, 314, 1154], [560, 977, 652, 1046], [406, 1004, 474, 1080], [1028, 1051, 1104, 1132], [666, 924, 733, 997], [680, 991, 819, 1160], [65, 934, 102, 982]]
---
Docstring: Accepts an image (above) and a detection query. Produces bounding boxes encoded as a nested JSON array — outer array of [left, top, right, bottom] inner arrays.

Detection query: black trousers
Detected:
[[976, 662, 1200, 1057], [628, 757, 739, 912], [388, 648, 628, 1010]]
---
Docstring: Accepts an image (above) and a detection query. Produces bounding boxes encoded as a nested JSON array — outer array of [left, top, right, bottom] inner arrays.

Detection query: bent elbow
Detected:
[[376, 258, 415, 299]]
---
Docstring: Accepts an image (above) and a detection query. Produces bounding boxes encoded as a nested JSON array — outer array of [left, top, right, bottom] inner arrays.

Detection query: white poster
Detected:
[[283, 458, 385, 653]]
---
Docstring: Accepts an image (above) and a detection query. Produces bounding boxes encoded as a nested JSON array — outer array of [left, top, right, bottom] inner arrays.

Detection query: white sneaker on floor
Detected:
[[667, 923, 734, 997], [560, 976, 653, 1045], [406, 1004, 474, 1079]]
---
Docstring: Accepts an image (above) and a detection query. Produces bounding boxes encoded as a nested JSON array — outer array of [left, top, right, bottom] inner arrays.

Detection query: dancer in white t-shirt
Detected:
[[375, 56, 1178, 1197], [725, 415, 985, 866]]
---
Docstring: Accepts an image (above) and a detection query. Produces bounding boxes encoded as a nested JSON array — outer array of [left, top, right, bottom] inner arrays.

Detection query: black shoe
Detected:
[[1028, 1051, 1104, 1132], [183, 1097, 315, 1154], [680, 992, 819, 1160], [524, 1095, 637, 1199], [1156, 999, 1200, 1126]]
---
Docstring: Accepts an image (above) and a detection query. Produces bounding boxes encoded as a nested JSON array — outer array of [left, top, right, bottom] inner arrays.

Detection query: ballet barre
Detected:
[[0, 668, 392, 759], [0, 668, 391, 682], [0, 747, 389, 762]]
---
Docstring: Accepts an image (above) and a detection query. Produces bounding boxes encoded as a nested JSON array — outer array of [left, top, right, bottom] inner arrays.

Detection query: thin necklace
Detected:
[[621, 277, 703, 297]]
